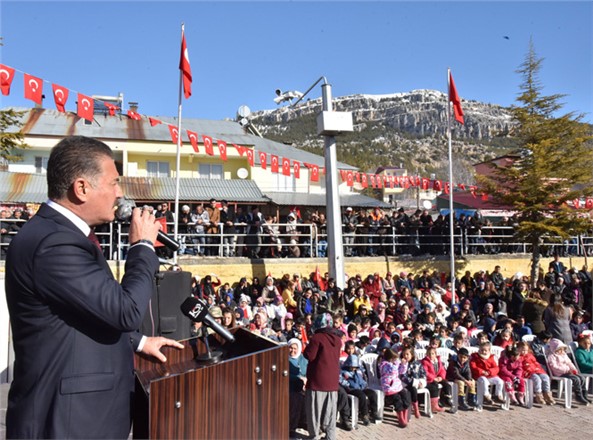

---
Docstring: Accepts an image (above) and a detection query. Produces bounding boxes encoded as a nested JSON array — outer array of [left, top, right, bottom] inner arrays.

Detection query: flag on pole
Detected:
[[179, 28, 192, 99], [448, 71, 464, 124], [24, 74, 43, 104]]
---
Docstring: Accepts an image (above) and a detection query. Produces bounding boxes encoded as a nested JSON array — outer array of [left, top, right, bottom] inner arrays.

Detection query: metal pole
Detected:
[[173, 23, 184, 264], [322, 83, 346, 289], [447, 69, 456, 304]]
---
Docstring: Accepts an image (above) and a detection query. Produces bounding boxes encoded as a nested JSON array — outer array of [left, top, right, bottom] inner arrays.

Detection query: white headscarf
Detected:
[[288, 338, 302, 358]]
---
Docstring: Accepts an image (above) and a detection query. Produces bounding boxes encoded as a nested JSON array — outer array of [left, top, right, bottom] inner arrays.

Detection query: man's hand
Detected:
[[128, 207, 161, 244], [141, 336, 184, 363]]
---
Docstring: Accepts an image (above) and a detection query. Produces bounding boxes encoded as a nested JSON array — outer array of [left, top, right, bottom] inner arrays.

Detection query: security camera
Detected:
[[273, 89, 304, 105]]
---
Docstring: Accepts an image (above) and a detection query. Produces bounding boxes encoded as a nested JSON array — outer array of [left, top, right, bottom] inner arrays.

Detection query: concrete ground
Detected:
[[2, 382, 592, 440]]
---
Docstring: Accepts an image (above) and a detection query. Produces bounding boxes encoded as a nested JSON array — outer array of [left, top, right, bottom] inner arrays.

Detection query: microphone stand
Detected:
[[194, 325, 223, 364]]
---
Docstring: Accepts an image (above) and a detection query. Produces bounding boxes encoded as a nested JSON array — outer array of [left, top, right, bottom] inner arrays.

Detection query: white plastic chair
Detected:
[[521, 334, 536, 343], [360, 353, 385, 423], [475, 378, 510, 412], [416, 340, 430, 349], [490, 345, 504, 361], [568, 342, 592, 393]]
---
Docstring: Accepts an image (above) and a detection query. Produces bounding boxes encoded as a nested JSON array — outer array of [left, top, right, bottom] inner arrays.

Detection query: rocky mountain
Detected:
[[250, 90, 518, 184]]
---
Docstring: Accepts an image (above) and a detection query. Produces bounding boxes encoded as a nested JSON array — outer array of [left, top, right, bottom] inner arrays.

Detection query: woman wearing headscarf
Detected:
[[288, 338, 308, 436]]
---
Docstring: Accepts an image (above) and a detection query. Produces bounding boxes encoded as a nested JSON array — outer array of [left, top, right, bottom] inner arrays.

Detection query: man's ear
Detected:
[[72, 177, 90, 202]]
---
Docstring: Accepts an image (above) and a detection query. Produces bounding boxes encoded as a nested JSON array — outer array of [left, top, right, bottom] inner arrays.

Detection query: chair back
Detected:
[[490, 345, 504, 361], [360, 353, 382, 391], [521, 334, 536, 343]]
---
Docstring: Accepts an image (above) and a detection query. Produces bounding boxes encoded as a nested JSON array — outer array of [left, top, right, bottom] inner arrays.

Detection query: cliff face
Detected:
[[250, 90, 517, 182]]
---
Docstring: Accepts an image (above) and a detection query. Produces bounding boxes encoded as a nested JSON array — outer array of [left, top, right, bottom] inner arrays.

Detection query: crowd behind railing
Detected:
[[2, 203, 593, 261]]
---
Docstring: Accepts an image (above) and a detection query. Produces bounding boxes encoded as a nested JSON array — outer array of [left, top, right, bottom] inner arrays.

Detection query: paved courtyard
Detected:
[[2, 381, 592, 440]]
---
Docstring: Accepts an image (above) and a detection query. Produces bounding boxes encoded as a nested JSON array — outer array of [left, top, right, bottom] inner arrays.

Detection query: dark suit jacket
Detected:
[[5, 203, 159, 439]]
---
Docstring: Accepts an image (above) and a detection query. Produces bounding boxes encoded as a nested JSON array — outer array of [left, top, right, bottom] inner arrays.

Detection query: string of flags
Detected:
[[1, 62, 591, 209]]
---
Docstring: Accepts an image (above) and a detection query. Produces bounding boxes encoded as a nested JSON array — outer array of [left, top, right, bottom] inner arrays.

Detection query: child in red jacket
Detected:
[[517, 341, 554, 405], [498, 345, 526, 406], [421, 347, 453, 412], [470, 341, 505, 405]]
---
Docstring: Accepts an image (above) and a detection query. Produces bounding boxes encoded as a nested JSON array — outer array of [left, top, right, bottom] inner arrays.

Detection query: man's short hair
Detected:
[[47, 136, 114, 200]]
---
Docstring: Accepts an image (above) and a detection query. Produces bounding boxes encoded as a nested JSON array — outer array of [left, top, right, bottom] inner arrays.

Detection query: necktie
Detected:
[[88, 229, 102, 250]]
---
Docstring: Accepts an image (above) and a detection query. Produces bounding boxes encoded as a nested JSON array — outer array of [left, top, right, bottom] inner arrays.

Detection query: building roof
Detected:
[[0, 172, 269, 204], [8, 107, 357, 170], [265, 191, 392, 209]]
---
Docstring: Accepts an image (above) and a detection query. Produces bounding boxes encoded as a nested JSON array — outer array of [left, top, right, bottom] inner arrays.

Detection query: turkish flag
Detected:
[[104, 103, 119, 116], [340, 169, 347, 182], [585, 198, 593, 210], [309, 164, 319, 182], [168, 124, 181, 145], [52, 84, 69, 112], [203, 135, 214, 155], [259, 151, 267, 169], [77, 93, 94, 121], [246, 149, 255, 166], [127, 110, 142, 120], [361, 174, 368, 188], [149, 117, 162, 126], [187, 129, 199, 152], [433, 180, 442, 191], [217, 140, 227, 161], [390, 176, 395, 188], [282, 158, 291, 176], [370, 175, 376, 188], [469, 186, 477, 198], [179, 29, 192, 99], [444, 182, 450, 195], [421, 178, 430, 190], [293, 161, 301, 178], [355, 172, 361, 183], [346, 171, 354, 187], [0, 64, 15, 95], [271, 155, 279, 173], [481, 193, 488, 201], [233, 144, 246, 156], [449, 71, 465, 124], [24, 73, 43, 104], [458, 183, 466, 191]]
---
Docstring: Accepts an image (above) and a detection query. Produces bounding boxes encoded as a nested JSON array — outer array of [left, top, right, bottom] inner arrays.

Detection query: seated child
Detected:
[[546, 338, 591, 405], [498, 345, 526, 406], [493, 329, 515, 349], [530, 330, 552, 371], [446, 347, 477, 410], [340, 354, 380, 425], [421, 347, 453, 412], [400, 346, 427, 419], [470, 341, 505, 405], [574, 333, 593, 374], [379, 349, 411, 427], [516, 341, 554, 405]]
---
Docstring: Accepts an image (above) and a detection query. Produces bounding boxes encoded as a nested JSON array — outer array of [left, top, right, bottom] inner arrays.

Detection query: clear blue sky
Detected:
[[1, 1, 592, 123]]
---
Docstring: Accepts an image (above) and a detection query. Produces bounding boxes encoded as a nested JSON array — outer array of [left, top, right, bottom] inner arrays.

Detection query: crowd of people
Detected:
[[4, 202, 593, 260], [183, 257, 592, 439]]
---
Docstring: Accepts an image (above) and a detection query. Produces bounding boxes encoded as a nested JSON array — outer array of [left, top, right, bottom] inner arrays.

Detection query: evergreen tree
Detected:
[[478, 41, 593, 285], [0, 108, 28, 166]]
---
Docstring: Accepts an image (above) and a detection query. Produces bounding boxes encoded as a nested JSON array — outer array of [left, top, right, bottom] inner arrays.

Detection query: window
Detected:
[[198, 164, 223, 179], [275, 172, 295, 191], [146, 161, 170, 177], [35, 156, 48, 174]]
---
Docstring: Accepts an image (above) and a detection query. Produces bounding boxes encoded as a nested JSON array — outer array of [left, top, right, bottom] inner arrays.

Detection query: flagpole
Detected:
[[173, 23, 184, 264], [447, 68, 456, 305]]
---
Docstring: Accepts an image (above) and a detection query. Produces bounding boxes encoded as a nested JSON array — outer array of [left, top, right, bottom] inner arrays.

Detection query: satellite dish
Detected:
[[237, 105, 251, 119], [422, 200, 432, 210], [237, 168, 248, 179]]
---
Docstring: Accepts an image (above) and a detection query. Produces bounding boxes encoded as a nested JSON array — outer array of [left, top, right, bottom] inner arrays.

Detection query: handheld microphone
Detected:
[[180, 297, 236, 343], [115, 197, 180, 251]]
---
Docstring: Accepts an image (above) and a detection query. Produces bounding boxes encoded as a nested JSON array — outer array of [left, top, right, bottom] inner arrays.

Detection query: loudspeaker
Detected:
[[141, 271, 192, 341]]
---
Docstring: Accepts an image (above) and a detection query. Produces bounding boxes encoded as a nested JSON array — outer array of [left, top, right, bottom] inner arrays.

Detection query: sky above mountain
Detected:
[[1, 1, 591, 123]]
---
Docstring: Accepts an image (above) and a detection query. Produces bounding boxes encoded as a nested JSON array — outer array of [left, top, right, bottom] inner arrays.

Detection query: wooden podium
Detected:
[[133, 328, 289, 439]]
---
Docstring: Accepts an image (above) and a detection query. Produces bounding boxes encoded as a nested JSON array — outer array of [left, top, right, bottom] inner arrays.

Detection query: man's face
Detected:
[[85, 157, 123, 226]]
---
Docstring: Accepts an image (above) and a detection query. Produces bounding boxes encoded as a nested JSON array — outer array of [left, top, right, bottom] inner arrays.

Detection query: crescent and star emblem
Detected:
[[0, 69, 11, 80], [82, 98, 91, 110], [55, 89, 64, 101], [29, 79, 39, 91]]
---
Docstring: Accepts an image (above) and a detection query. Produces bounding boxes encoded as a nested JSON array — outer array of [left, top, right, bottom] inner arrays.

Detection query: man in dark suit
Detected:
[[5, 136, 183, 439]]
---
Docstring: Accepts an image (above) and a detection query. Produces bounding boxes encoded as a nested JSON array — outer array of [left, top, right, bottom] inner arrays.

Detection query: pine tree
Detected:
[[479, 41, 593, 285], [0, 109, 28, 167]]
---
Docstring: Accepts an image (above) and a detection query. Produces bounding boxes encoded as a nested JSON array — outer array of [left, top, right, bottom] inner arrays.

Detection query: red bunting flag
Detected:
[[361, 173, 368, 188], [585, 198, 593, 210], [77, 93, 94, 122], [187, 129, 199, 152], [306, 163, 319, 182], [481, 193, 488, 201], [293, 161, 301, 178], [444, 182, 450, 195], [24, 73, 43, 104], [433, 180, 442, 191], [259, 151, 267, 169], [203, 135, 214, 156], [370, 175, 376, 188], [52, 84, 69, 112], [149, 117, 162, 126], [355, 172, 361, 183], [127, 110, 142, 120], [449, 71, 464, 125], [0, 64, 15, 95], [377, 175, 383, 189], [246, 149, 255, 166], [421, 177, 430, 190], [179, 28, 192, 99], [282, 157, 291, 176], [104, 103, 119, 116], [346, 171, 354, 187], [233, 144, 246, 156], [469, 186, 477, 198], [217, 140, 227, 161], [458, 183, 466, 191], [271, 155, 279, 173], [168, 125, 180, 145]]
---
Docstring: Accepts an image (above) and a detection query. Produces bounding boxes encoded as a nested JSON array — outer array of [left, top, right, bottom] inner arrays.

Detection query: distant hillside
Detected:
[[250, 90, 519, 184]]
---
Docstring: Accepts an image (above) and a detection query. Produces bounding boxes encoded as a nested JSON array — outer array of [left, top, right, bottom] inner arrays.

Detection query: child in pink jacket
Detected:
[[546, 338, 591, 405], [498, 345, 526, 406]]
